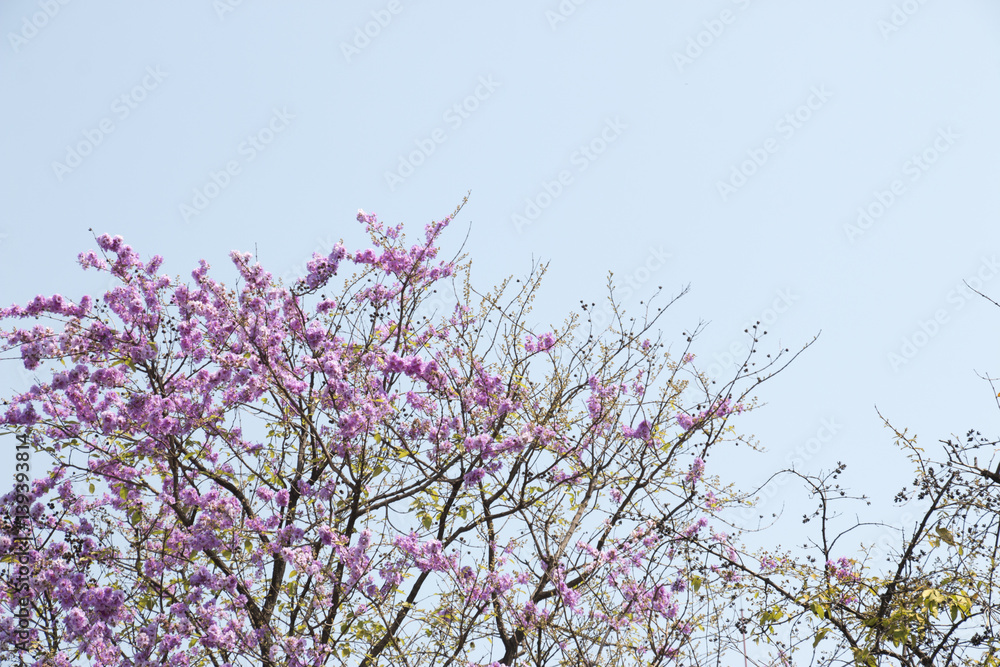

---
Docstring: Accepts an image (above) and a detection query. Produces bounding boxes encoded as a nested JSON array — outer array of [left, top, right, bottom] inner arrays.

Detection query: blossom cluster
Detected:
[[826, 557, 860, 584], [676, 397, 745, 431], [0, 207, 754, 666]]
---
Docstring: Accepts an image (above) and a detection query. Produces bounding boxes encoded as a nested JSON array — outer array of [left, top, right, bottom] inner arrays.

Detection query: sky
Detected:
[[2, 1, 1000, 559]]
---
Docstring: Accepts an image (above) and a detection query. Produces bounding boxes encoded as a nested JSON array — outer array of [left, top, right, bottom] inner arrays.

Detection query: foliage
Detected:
[[0, 202, 805, 666], [5, 200, 993, 667], [711, 409, 1000, 666]]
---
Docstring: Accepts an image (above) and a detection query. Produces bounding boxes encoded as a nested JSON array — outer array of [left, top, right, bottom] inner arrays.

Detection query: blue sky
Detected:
[[2, 1, 1000, 545]]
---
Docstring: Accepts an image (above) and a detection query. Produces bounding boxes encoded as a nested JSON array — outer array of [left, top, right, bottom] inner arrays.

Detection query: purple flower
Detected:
[[622, 420, 651, 441], [682, 517, 707, 538], [464, 468, 487, 486], [525, 332, 556, 353], [65, 607, 89, 637], [826, 557, 860, 583], [685, 457, 705, 484]]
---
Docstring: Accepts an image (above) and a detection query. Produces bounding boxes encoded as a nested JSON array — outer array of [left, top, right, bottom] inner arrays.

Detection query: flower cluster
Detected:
[[0, 206, 754, 666], [524, 332, 556, 353], [676, 397, 745, 431], [685, 457, 705, 484], [826, 557, 860, 583]]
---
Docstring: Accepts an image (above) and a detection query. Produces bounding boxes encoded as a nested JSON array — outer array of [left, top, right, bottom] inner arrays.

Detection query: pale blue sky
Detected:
[[2, 1, 1000, 538]]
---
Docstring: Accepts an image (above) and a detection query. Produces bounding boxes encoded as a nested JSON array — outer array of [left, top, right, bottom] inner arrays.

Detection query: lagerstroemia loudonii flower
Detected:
[[0, 203, 772, 667]]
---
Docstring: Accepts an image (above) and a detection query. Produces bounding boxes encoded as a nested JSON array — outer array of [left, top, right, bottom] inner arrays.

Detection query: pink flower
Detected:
[[524, 332, 556, 353], [685, 457, 705, 484], [464, 468, 487, 486]]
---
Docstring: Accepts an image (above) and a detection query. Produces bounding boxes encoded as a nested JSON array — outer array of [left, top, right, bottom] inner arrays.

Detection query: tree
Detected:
[[710, 408, 1000, 667], [701, 355, 1000, 664], [0, 201, 804, 666]]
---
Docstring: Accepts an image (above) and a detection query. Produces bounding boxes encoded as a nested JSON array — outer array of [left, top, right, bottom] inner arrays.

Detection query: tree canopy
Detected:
[[0, 203, 996, 666]]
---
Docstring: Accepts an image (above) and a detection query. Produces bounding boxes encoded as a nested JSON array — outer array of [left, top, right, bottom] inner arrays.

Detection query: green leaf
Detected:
[[760, 606, 783, 624], [691, 575, 702, 593], [812, 627, 829, 648], [89, 483, 95, 494], [935, 526, 956, 546], [421, 514, 433, 530]]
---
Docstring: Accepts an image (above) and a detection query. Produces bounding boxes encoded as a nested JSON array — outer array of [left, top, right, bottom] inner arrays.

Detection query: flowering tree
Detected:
[[711, 407, 1000, 666], [0, 202, 803, 666]]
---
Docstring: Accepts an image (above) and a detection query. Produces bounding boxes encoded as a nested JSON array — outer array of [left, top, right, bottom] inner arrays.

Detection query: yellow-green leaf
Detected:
[[935, 526, 956, 546]]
